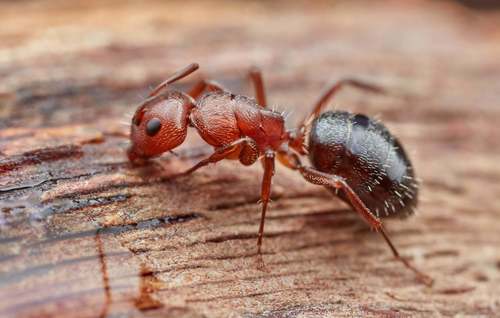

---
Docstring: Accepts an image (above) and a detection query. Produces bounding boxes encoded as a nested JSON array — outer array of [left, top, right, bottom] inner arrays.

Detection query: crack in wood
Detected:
[[30, 212, 203, 248], [160, 269, 319, 292], [248, 302, 345, 318], [0, 171, 103, 194], [0, 251, 129, 287], [186, 285, 333, 303], [202, 230, 299, 244], [0, 145, 83, 174], [0, 285, 133, 317]]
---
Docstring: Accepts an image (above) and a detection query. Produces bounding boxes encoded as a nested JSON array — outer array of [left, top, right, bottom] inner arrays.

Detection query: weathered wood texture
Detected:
[[1, 1, 500, 317]]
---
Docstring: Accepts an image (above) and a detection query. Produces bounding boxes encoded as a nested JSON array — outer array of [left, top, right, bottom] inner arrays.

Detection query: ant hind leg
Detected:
[[296, 78, 386, 139], [289, 79, 386, 154], [282, 156, 433, 286]]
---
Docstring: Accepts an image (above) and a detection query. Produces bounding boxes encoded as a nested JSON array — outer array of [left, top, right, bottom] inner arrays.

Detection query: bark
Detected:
[[1, 1, 500, 317]]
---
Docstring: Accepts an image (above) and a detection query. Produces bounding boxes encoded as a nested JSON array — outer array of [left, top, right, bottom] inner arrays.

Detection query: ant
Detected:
[[127, 63, 433, 285]]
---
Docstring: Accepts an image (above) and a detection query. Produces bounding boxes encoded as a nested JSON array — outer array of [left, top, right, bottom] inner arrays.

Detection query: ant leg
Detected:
[[289, 79, 386, 154], [297, 165, 433, 286], [257, 150, 275, 254], [277, 152, 433, 285], [248, 67, 267, 107], [299, 79, 386, 130], [148, 63, 199, 97], [276, 150, 301, 170], [239, 138, 259, 166], [181, 138, 250, 176], [188, 80, 226, 99]]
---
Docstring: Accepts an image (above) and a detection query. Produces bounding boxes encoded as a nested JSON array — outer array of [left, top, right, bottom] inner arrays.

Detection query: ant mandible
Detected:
[[127, 63, 432, 285]]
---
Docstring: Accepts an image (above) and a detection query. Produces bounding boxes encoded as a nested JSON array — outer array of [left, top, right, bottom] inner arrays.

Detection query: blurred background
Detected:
[[1, 0, 499, 129], [1, 1, 500, 317]]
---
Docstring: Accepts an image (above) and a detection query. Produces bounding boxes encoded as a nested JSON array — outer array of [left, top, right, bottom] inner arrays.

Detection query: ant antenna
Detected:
[[148, 63, 200, 97]]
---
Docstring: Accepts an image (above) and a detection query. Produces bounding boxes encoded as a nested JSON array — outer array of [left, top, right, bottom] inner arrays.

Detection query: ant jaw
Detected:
[[127, 147, 151, 166]]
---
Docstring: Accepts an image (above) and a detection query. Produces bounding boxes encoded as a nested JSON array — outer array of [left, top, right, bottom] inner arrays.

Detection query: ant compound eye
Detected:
[[145, 118, 162, 136]]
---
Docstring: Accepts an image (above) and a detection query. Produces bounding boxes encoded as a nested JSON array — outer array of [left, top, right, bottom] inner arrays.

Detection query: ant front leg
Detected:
[[248, 66, 267, 107], [181, 138, 251, 176], [297, 165, 433, 286]]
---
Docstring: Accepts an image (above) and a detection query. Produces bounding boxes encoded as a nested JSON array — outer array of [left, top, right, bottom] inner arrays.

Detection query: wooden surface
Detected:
[[1, 1, 500, 317]]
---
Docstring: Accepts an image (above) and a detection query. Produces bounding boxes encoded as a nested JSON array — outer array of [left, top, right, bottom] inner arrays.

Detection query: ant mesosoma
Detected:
[[127, 63, 432, 285]]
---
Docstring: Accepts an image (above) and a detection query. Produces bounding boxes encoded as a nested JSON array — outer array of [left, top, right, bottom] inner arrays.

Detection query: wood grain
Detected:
[[1, 1, 500, 317]]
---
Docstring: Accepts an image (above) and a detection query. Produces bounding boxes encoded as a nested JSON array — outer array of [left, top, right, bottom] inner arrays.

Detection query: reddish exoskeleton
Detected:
[[128, 63, 432, 285]]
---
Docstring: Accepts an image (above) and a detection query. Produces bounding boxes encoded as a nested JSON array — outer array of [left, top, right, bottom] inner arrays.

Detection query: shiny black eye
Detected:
[[145, 118, 162, 136]]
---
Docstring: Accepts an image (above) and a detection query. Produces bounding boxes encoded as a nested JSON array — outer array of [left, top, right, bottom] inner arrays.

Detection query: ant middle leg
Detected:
[[248, 66, 267, 107], [257, 150, 275, 254]]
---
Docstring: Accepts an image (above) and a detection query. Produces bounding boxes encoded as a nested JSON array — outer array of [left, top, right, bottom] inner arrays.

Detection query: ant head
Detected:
[[126, 63, 199, 163], [127, 92, 194, 162]]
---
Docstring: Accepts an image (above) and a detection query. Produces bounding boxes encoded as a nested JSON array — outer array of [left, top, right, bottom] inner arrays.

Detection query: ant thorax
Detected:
[[191, 91, 287, 153]]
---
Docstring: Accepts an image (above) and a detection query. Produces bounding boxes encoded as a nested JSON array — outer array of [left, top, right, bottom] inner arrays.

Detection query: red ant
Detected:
[[127, 63, 432, 285]]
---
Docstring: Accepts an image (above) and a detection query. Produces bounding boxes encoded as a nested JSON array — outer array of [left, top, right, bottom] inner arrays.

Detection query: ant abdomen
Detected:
[[308, 111, 418, 218]]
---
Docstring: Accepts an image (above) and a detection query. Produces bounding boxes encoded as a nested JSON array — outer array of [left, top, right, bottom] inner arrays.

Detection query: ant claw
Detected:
[[257, 199, 272, 205], [255, 253, 270, 272]]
